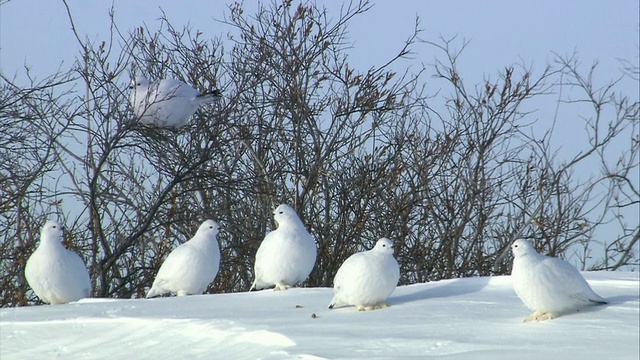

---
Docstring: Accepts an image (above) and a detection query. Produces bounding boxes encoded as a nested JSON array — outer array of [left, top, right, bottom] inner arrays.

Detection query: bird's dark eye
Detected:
[[209, 226, 213, 229], [514, 245, 518, 248], [279, 211, 283, 214]]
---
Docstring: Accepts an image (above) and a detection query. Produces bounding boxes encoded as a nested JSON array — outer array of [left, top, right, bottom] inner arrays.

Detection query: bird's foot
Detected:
[[274, 283, 290, 291], [357, 303, 389, 311], [523, 311, 554, 322]]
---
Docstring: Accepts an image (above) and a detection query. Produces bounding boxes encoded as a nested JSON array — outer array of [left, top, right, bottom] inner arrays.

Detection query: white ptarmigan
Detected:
[[328, 238, 400, 311], [129, 76, 221, 128], [24, 220, 91, 304], [510, 239, 607, 322], [147, 220, 221, 298], [250, 204, 317, 291]]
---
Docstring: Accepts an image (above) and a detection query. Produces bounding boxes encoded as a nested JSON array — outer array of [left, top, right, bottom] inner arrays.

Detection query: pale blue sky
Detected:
[[1, 1, 638, 265], [8, 1, 631, 157], [1, 0, 637, 187], [3, 1, 637, 142], [1, 0, 638, 197], [1, 1, 638, 85]]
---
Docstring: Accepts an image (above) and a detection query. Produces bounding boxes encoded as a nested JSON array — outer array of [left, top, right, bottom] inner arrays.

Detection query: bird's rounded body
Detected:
[[511, 239, 606, 322], [329, 238, 400, 311], [251, 204, 317, 291], [25, 221, 91, 305], [147, 220, 221, 298]]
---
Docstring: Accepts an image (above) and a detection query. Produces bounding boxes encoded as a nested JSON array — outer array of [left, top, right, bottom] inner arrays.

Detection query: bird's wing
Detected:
[[539, 256, 598, 302], [333, 252, 364, 288], [253, 231, 279, 274], [153, 243, 194, 286], [64, 250, 91, 297], [156, 79, 197, 101], [24, 251, 52, 302]]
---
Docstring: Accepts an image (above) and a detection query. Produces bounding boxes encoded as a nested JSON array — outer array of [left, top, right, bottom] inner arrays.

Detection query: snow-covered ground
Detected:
[[1, 272, 638, 359]]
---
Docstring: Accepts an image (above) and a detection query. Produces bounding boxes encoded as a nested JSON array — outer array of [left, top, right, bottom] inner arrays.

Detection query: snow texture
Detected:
[[511, 239, 607, 322], [329, 238, 400, 311], [147, 220, 221, 298], [250, 204, 317, 291], [129, 76, 221, 128], [24, 220, 91, 305], [2, 272, 637, 359]]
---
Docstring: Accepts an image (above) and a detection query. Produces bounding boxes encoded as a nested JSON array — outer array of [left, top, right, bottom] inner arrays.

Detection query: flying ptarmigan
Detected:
[[250, 204, 317, 291], [129, 76, 221, 128], [24, 220, 91, 304], [328, 238, 400, 311], [147, 220, 221, 298], [510, 239, 607, 322]]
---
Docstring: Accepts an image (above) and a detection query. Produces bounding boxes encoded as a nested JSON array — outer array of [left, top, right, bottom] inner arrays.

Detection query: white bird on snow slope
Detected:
[[329, 237, 400, 311], [510, 239, 607, 322], [147, 220, 221, 298], [250, 204, 317, 291], [25, 220, 91, 304]]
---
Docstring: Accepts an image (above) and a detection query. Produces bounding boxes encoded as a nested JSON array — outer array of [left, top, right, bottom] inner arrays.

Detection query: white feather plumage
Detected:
[[511, 239, 607, 322], [147, 220, 221, 298], [129, 76, 221, 128], [25, 221, 91, 305], [329, 238, 400, 311], [250, 204, 317, 291]]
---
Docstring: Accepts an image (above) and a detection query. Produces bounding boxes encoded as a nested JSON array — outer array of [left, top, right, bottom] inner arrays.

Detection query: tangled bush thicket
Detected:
[[1, 0, 638, 307]]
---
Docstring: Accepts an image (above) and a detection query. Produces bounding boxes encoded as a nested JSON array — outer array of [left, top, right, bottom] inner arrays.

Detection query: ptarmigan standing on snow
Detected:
[[129, 76, 221, 128], [147, 220, 221, 298], [250, 204, 317, 291], [24, 220, 91, 304], [328, 238, 400, 311], [510, 239, 607, 322]]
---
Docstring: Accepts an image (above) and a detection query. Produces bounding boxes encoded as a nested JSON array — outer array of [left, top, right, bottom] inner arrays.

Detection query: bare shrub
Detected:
[[1, 0, 637, 307]]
